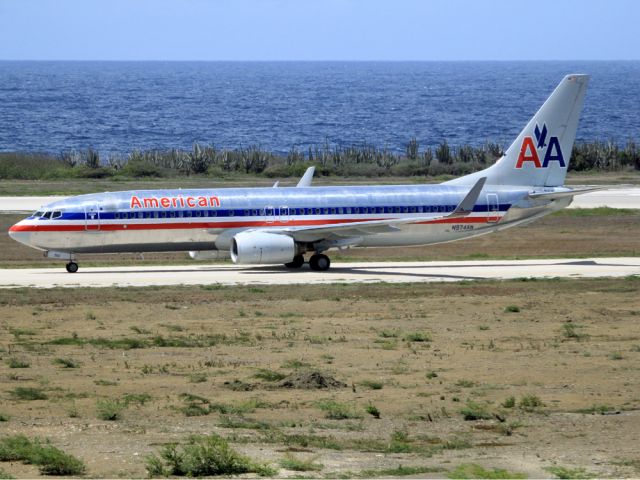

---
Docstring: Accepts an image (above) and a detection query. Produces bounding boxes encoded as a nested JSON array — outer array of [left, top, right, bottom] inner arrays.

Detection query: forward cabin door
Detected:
[[84, 203, 101, 231]]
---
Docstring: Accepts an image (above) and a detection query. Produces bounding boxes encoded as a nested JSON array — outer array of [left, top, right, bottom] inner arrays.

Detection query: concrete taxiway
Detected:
[[0, 258, 638, 289]]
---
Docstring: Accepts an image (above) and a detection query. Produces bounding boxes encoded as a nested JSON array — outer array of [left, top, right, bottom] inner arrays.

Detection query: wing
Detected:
[[265, 177, 486, 243]]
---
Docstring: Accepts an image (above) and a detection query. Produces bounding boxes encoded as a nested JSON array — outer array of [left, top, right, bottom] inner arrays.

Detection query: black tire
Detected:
[[285, 254, 305, 269], [309, 254, 330, 271], [65, 262, 78, 273]]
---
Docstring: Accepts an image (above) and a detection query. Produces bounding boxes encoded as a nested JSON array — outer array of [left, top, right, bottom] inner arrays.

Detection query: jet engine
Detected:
[[230, 231, 295, 265]]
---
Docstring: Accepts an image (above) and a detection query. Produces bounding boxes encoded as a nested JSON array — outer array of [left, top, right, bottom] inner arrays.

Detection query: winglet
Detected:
[[272, 181, 279, 188], [296, 167, 315, 188], [451, 177, 486, 217]]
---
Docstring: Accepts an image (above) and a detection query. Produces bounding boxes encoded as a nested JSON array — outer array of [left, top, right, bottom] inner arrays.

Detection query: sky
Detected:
[[0, 0, 638, 61]]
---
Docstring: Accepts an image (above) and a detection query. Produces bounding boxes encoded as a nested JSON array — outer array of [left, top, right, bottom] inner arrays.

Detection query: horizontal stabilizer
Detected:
[[527, 186, 606, 201]]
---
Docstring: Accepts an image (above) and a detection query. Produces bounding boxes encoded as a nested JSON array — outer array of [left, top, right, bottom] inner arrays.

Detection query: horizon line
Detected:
[[1, 58, 639, 63]]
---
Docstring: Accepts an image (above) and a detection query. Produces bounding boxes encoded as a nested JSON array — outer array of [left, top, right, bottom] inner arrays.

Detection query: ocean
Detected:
[[0, 61, 638, 156]]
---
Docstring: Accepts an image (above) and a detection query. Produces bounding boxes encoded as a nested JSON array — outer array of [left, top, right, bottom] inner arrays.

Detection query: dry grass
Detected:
[[0, 278, 639, 477]]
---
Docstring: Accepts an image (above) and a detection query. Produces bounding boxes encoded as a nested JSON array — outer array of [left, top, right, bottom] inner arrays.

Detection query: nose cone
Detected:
[[8, 222, 33, 247]]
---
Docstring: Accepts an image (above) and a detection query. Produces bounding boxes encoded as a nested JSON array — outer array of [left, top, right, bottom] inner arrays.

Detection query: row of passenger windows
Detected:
[[112, 205, 455, 219], [32, 205, 459, 221]]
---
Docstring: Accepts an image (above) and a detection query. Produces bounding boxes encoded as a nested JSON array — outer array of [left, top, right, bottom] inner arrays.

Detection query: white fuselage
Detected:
[[8, 183, 568, 256]]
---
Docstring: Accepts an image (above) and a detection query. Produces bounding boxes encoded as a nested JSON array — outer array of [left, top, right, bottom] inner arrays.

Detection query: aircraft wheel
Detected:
[[309, 254, 330, 271], [285, 255, 305, 269], [65, 262, 79, 273]]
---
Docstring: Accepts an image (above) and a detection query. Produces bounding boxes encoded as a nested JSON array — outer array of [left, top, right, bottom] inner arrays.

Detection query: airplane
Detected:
[[9, 74, 596, 273]]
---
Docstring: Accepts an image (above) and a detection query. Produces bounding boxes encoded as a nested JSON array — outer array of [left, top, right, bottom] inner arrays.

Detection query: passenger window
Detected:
[[410, 207, 416, 213]]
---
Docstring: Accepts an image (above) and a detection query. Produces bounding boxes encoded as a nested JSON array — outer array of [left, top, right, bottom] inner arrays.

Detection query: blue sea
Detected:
[[0, 61, 638, 156]]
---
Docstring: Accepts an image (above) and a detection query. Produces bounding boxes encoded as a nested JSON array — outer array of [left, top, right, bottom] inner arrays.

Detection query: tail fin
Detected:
[[447, 74, 589, 187]]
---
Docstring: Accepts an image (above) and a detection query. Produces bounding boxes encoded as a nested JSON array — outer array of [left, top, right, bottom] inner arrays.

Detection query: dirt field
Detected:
[[0, 279, 639, 478]]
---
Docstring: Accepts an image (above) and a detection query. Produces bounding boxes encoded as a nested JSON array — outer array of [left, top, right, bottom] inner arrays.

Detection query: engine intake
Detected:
[[230, 231, 295, 265]]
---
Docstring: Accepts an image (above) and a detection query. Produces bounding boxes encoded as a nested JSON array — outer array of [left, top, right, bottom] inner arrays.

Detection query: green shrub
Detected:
[[96, 399, 126, 421], [504, 305, 520, 313], [188, 372, 207, 383], [0, 435, 85, 476], [122, 393, 152, 406], [252, 369, 287, 382], [7, 358, 30, 368], [366, 404, 381, 418], [456, 379, 477, 388], [460, 401, 492, 421], [404, 331, 432, 342], [53, 358, 80, 368], [501, 396, 516, 408], [317, 400, 362, 420], [360, 379, 384, 390], [10, 387, 47, 401], [145, 434, 275, 477], [448, 463, 526, 479], [519, 394, 544, 411], [280, 454, 323, 471]]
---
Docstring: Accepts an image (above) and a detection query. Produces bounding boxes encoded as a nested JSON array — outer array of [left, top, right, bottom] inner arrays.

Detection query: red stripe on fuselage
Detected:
[[9, 216, 497, 233]]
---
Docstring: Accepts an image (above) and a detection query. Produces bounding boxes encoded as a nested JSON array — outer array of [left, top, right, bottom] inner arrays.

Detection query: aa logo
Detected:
[[515, 123, 565, 169]]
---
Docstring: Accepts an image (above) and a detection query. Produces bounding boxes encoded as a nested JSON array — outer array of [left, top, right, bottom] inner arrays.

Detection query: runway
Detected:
[[0, 187, 639, 212], [1, 257, 638, 289]]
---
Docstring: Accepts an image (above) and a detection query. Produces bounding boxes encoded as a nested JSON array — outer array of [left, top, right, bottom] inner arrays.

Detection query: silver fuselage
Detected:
[[9, 183, 569, 256]]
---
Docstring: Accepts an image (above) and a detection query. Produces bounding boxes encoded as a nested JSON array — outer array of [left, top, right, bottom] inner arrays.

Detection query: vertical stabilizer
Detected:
[[446, 74, 589, 187]]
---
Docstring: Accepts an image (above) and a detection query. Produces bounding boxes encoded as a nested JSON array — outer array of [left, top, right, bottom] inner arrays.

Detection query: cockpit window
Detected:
[[52, 211, 62, 219], [42, 211, 52, 219], [33, 211, 43, 217]]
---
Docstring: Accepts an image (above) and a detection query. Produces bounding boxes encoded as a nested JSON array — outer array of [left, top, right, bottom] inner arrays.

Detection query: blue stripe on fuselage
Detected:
[[32, 203, 511, 221]]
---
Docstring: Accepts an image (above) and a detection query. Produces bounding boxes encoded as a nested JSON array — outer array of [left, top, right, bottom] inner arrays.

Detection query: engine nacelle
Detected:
[[230, 231, 295, 265], [188, 250, 230, 260]]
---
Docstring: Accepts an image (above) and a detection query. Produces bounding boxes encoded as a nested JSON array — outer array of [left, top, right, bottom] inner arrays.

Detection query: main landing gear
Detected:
[[283, 253, 331, 271], [284, 254, 305, 269], [309, 253, 330, 271], [65, 262, 79, 273]]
